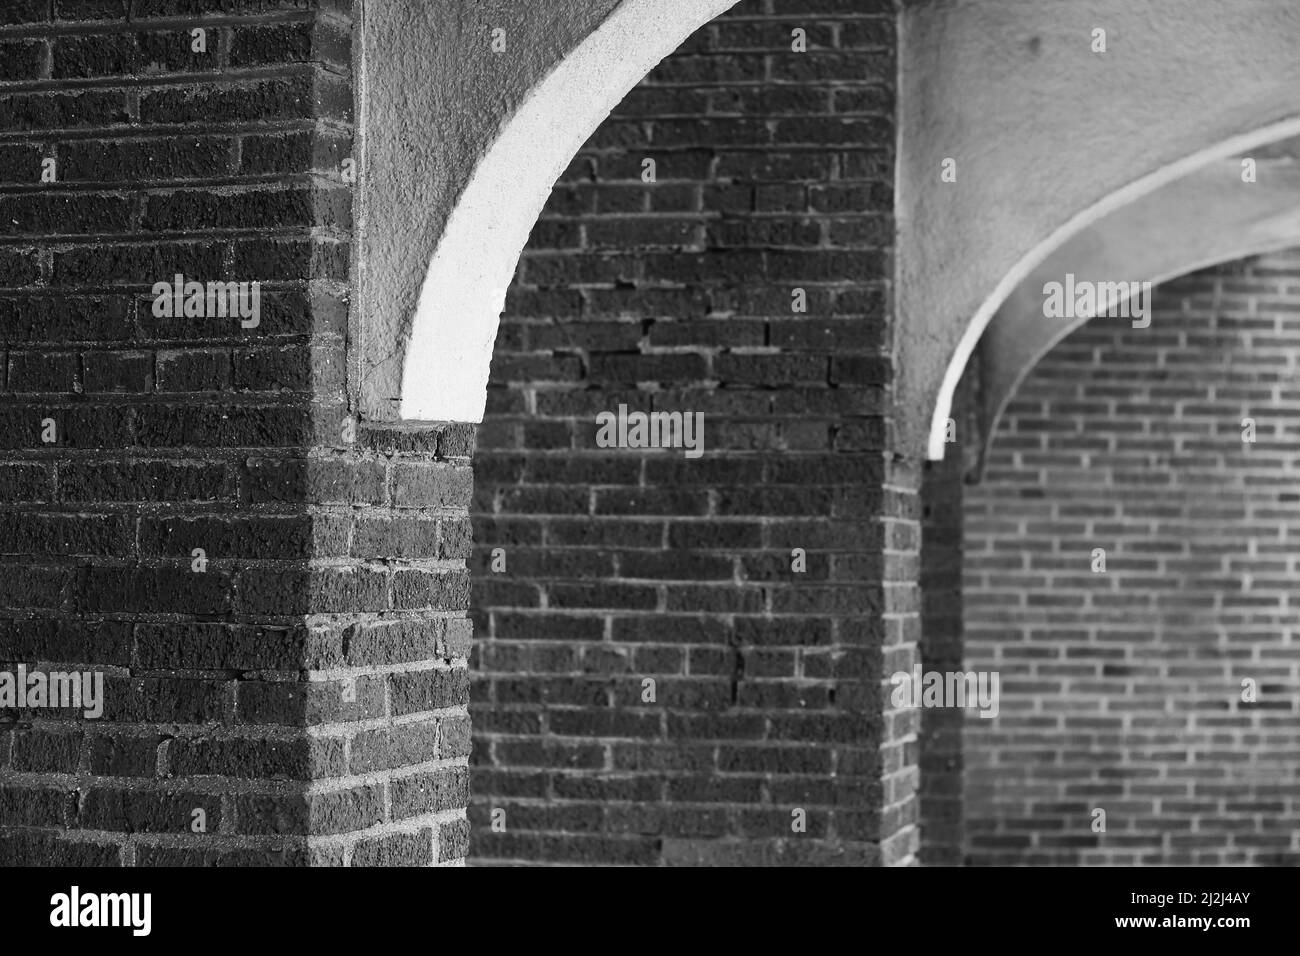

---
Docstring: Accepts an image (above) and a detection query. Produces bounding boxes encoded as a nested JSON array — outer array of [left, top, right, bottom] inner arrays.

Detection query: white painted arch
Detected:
[[973, 151, 1300, 478], [898, 0, 1300, 461], [928, 119, 1300, 461], [399, 0, 742, 423]]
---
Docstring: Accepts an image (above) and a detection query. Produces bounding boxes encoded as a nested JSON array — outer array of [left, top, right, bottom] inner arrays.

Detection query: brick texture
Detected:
[[0, 1, 470, 866], [469, 0, 912, 866], [917, 374, 975, 865], [965, 250, 1300, 866]]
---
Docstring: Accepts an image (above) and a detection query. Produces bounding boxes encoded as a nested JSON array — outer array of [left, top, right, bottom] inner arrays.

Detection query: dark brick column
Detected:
[[469, 0, 915, 866], [0, 0, 470, 866], [917, 374, 974, 865]]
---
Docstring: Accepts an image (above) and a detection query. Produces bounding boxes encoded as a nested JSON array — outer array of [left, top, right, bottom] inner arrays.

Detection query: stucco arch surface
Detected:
[[975, 155, 1300, 476], [358, 0, 743, 423], [898, 0, 1300, 460], [358, 0, 624, 419]]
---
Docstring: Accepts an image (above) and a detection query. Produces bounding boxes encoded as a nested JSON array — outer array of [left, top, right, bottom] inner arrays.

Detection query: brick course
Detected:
[[0, 0, 472, 866], [965, 250, 1300, 866], [918, 374, 975, 866], [470, 0, 912, 866]]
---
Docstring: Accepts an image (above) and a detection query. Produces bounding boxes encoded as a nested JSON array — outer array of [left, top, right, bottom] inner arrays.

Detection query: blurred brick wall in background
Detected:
[[965, 250, 1300, 865]]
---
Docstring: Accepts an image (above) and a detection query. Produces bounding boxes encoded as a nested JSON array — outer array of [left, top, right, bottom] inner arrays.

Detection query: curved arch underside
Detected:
[[974, 147, 1300, 478], [898, 0, 1300, 460], [359, 0, 621, 420], [378, 0, 742, 424]]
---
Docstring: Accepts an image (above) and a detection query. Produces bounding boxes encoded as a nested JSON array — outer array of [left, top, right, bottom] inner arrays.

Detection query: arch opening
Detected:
[[897, 0, 1300, 464], [398, 0, 743, 424], [926, 118, 1300, 461], [970, 136, 1300, 478]]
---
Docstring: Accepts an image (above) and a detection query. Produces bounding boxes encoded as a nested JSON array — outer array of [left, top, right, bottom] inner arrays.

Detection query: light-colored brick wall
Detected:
[[965, 249, 1300, 866]]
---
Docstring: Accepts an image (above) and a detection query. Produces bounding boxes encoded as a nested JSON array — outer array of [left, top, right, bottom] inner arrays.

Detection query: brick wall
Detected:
[[965, 249, 1300, 865], [469, 0, 912, 866], [917, 374, 975, 865], [0, 0, 471, 866]]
